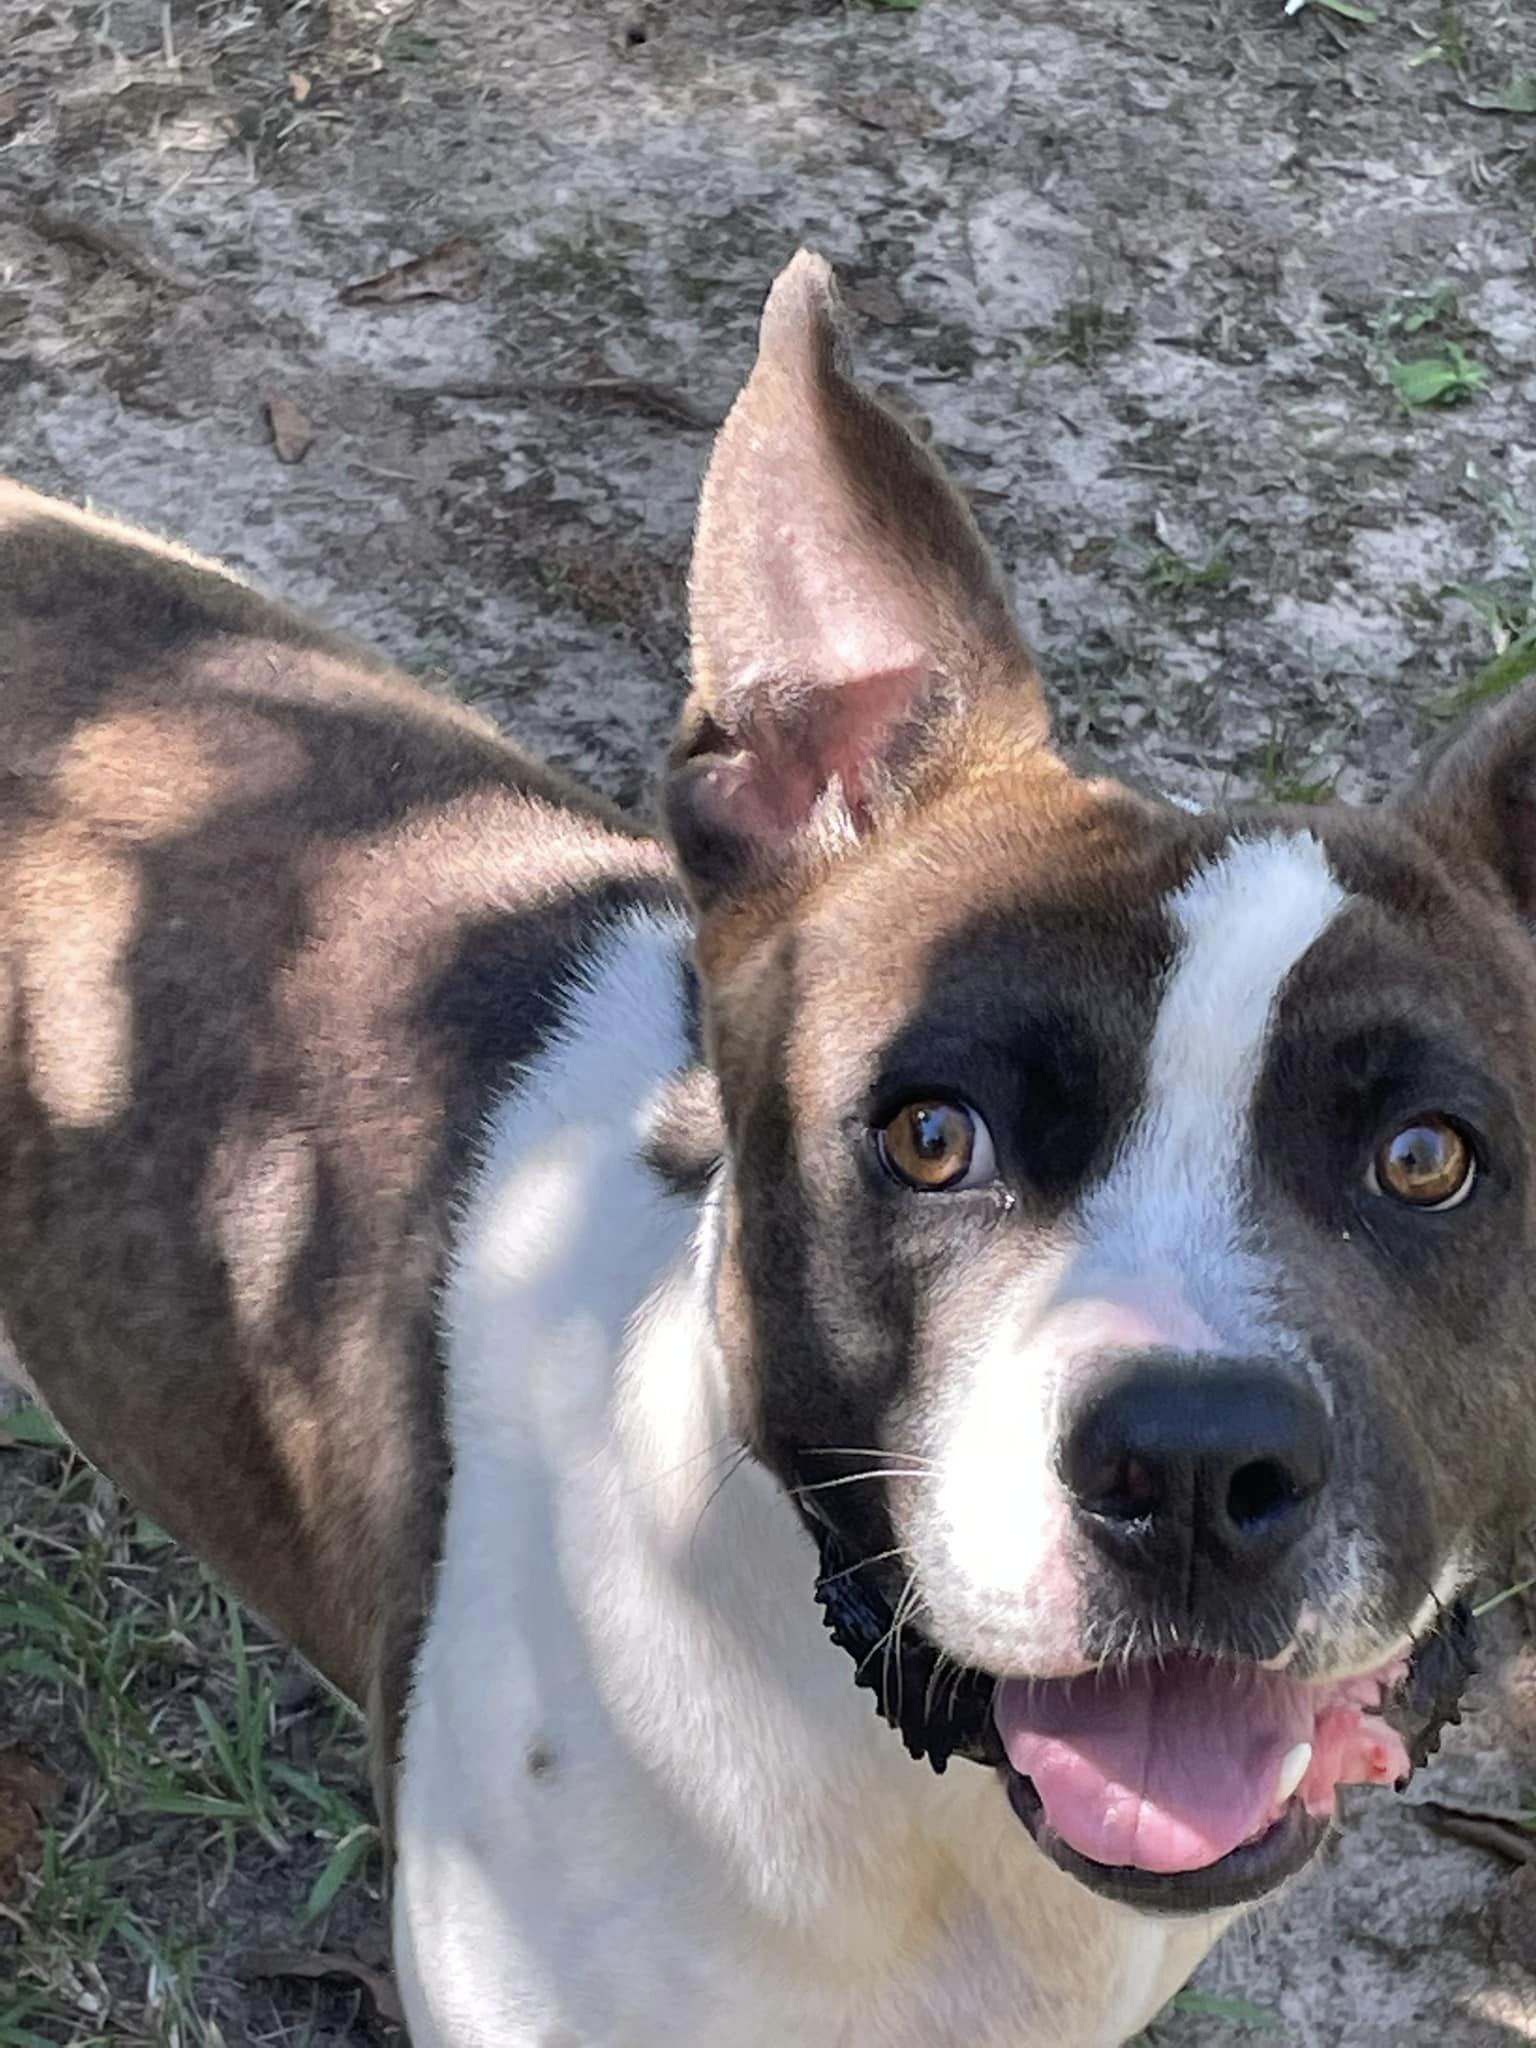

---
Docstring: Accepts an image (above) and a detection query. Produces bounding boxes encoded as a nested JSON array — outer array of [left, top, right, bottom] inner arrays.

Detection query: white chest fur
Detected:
[[392, 911, 1219, 2048]]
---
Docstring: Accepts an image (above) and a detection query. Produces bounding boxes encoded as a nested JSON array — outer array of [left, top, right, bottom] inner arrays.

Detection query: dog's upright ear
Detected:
[[667, 250, 1049, 909], [1398, 678, 1536, 915]]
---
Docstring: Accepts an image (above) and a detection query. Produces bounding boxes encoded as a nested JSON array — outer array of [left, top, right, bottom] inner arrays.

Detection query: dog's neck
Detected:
[[391, 907, 1221, 2048]]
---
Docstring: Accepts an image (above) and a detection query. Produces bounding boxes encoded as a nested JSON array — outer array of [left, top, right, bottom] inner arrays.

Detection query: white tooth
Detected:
[[1276, 1742, 1312, 1807]]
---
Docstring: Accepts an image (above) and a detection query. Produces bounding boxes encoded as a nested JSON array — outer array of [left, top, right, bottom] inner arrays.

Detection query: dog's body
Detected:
[[0, 476, 1210, 2046], [6, 253, 1536, 2047], [395, 907, 1216, 2046]]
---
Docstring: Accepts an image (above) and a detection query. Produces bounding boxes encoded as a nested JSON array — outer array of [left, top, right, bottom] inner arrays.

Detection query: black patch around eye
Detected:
[[1008, 1022, 1110, 1200], [868, 1010, 1117, 1208], [1256, 1020, 1521, 1256]]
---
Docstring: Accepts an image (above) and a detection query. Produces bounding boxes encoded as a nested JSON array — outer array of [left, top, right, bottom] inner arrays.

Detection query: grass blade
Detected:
[[303, 1824, 380, 1923]]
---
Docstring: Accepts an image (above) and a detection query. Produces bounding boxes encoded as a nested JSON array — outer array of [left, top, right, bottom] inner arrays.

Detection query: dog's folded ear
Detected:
[[667, 250, 1049, 907], [1398, 678, 1536, 915]]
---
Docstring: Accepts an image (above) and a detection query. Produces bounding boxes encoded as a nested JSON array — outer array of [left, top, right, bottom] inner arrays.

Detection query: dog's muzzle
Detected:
[[811, 1521, 1478, 1912]]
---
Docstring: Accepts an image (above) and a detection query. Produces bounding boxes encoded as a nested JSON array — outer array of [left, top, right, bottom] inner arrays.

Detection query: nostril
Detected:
[[1067, 1444, 1164, 1524], [1226, 1457, 1305, 1531], [1100, 1454, 1159, 1522]]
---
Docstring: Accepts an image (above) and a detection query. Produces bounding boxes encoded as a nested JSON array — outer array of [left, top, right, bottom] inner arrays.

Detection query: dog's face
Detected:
[[666, 252, 1536, 1917]]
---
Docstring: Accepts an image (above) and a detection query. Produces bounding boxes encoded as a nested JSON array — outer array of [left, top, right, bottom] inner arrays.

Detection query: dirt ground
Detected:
[[3, 0, 1536, 2040]]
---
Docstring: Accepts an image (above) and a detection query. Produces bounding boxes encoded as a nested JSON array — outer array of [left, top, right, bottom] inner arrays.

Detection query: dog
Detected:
[[1, 249, 1527, 2047]]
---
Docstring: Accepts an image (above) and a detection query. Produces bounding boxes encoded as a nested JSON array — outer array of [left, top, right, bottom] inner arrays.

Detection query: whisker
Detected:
[[676, 1440, 750, 1516], [620, 1432, 740, 1500], [925, 1641, 972, 1731], [923, 1643, 949, 1727], [886, 1569, 923, 1732], [946, 1652, 971, 1723], [799, 1446, 934, 1468], [858, 1564, 919, 1688], [687, 1445, 752, 1559], [791, 1471, 927, 1498], [817, 1546, 903, 1590]]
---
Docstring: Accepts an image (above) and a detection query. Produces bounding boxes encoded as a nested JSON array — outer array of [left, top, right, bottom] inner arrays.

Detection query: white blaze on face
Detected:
[[1081, 830, 1351, 1359], [912, 833, 1352, 1677]]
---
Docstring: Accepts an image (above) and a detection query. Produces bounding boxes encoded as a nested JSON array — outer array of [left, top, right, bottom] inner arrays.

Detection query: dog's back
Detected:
[[0, 480, 679, 1786]]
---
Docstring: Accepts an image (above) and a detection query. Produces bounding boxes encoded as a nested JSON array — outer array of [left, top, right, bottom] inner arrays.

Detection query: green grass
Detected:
[[1357, 286, 1491, 413], [1284, 0, 1379, 22], [1135, 528, 1240, 598], [1130, 1982, 1291, 2042], [1407, 6, 1473, 73], [1435, 483, 1536, 717], [0, 1416, 384, 2044], [1246, 714, 1338, 807], [1167, 1989, 1288, 2033], [1026, 299, 1138, 372], [1386, 344, 1488, 410], [379, 26, 439, 63]]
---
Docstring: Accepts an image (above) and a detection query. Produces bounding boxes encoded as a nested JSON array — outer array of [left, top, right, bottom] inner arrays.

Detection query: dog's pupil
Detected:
[[914, 1109, 950, 1158], [1399, 1133, 1436, 1176], [1383, 1119, 1464, 1201], [1397, 1130, 1443, 1180]]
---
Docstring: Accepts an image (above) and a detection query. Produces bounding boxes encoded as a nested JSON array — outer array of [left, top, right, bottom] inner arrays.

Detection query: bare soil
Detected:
[[2, 0, 1535, 2040]]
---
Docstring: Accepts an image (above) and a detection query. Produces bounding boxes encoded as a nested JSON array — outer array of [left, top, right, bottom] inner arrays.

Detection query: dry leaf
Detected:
[[0, 1752, 61, 1815], [837, 88, 937, 135], [234, 1947, 405, 2026], [0, 1749, 62, 1902], [263, 391, 315, 465], [844, 279, 906, 327], [0, 1804, 35, 1900], [289, 71, 312, 102], [340, 237, 483, 307]]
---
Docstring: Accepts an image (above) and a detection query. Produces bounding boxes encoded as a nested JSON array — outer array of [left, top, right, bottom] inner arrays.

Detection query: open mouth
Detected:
[[811, 1526, 1477, 1915], [993, 1651, 1410, 1913]]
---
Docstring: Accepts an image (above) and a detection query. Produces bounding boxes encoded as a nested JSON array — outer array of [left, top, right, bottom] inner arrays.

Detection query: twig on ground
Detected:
[[25, 205, 198, 292]]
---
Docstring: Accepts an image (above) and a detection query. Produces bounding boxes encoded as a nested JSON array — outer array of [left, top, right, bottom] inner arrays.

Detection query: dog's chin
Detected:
[[1003, 1767, 1329, 1916]]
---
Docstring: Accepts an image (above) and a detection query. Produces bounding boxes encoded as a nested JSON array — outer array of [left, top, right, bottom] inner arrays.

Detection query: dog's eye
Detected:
[[877, 1100, 995, 1192], [1369, 1116, 1476, 1211]]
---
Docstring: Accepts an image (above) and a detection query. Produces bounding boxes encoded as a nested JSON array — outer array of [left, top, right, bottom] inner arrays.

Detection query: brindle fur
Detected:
[[0, 480, 681, 1831]]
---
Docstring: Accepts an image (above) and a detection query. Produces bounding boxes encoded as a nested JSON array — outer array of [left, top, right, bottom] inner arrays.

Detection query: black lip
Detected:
[[1003, 1768, 1329, 1914]]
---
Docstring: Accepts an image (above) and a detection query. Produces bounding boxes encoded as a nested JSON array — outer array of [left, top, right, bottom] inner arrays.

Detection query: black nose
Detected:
[[1059, 1354, 1330, 1587]]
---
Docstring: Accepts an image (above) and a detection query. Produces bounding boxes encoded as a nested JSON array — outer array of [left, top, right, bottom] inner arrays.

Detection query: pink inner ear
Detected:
[[718, 658, 933, 842]]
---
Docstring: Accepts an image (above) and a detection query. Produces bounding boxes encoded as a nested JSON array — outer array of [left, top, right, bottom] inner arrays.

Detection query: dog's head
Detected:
[[663, 252, 1536, 1916]]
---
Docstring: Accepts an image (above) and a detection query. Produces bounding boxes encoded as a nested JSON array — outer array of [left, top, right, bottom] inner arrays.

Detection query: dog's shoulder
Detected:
[[0, 477, 689, 1782]]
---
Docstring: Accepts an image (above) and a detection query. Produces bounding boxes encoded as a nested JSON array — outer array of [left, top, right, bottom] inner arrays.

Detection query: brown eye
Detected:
[[877, 1100, 993, 1192], [1371, 1116, 1476, 1211]]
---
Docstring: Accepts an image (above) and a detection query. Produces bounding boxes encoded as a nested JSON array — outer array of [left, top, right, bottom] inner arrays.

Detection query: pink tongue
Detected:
[[994, 1659, 1408, 1875]]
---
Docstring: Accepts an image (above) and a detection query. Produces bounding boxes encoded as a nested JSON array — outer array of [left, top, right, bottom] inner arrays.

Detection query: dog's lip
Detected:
[[1003, 1767, 1329, 1915]]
